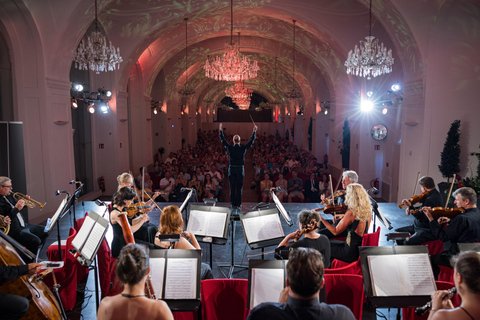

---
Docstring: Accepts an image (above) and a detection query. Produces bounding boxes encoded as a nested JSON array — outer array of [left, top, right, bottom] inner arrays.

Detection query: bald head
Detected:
[[233, 135, 241, 144]]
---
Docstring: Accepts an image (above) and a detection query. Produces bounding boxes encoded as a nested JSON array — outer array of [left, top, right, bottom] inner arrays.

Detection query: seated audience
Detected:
[[275, 173, 288, 202], [97, 244, 173, 320], [304, 172, 320, 202], [247, 248, 355, 320], [287, 170, 305, 203], [203, 174, 216, 199], [260, 173, 273, 203], [427, 251, 480, 320]]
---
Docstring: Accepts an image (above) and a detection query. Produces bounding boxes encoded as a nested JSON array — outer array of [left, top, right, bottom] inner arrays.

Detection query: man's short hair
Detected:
[[453, 187, 477, 205], [418, 176, 435, 190], [0, 177, 11, 186], [287, 248, 324, 297], [343, 170, 358, 183]]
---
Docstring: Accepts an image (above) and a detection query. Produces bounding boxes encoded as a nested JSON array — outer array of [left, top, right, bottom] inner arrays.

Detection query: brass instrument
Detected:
[[12, 192, 46, 210], [0, 215, 10, 234]]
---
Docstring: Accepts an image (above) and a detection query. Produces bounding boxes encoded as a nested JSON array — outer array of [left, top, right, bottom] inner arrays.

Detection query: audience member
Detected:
[[288, 171, 305, 203]]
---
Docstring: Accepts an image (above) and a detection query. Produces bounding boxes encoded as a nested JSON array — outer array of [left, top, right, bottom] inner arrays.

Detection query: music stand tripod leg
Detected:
[[218, 218, 248, 279]]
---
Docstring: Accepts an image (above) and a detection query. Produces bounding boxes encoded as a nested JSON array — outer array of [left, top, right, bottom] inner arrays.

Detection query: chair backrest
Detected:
[[324, 274, 364, 320], [201, 279, 248, 320], [325, 259, 362, 275], [362, 226, 380, 247], [97, 238, 113, 298]]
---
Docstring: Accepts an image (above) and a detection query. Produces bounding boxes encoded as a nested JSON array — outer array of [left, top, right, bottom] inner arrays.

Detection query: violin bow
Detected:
[[329, 174, 334, 199], [141, 167, 145, 204], [444, 174, 456, 208], [334, 169, 345, 193], [412, 171, 421, 196]]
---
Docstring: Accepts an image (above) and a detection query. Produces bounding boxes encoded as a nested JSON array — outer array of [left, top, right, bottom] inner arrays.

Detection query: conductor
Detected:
[[219, 123, 257, 211]]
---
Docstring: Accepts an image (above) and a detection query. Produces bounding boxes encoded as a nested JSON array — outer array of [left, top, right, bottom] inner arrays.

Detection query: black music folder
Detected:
[[185, 204, 230, 245], [247, 260, 287, 310], [240, 208, 285, 249]]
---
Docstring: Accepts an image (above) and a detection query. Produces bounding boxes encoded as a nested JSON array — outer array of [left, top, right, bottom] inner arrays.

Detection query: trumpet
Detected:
[[12, 192, 46, 210], [0, 215, 10, 234]]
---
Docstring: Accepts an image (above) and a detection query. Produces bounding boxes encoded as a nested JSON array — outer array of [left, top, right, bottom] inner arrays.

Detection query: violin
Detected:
[[294, 219, 317, 242], [399, 190, 429, 209], [126, 202, 153, 218], [320, 190, 346, 205], [430, 207, 465, 219], [315, 203, 348, 215]]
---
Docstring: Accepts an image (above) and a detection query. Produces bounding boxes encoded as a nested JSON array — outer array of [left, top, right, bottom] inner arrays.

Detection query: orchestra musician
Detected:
[[0, 177, 47, 255], [219, 122, 257, 211], [0, 262, 42, 320], [395, 176, 443, 245], [318, 170, 358, 239], [423, 187, 480, 278], [319, 183, 371, 263], [275, 210, 330, 302], [154, 205, 213, 280], [97, 244, 173, 320], [247, 248, 355, 320], [427, 251, 480, 320], [110, 187, 149, 258], [116, 173, 160, 244]]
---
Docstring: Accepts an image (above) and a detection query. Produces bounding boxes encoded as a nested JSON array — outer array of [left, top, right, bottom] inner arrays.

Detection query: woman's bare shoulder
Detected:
[[151, 299, 174, 320]]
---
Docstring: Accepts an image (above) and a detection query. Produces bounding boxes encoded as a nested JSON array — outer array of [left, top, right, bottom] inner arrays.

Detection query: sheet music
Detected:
[[164, 258, 197, 299], [250, 268, 284, 308], [72, 214, 95, 251], [243, 214, 284, 243], [368, 254, 436, 296], [187, 210, 227, 238], [82, 222, 106, 260], [150, 258, 166, 299], [48, 196, 68, 233]]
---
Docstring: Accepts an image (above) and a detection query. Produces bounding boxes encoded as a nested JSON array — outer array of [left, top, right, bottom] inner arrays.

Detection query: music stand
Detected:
[[359, 246, 434, 308], [271, 191, 293, 226], [458, 243, 480, 252], [369, 196, 392, 231], [70, 182, 84, 222], [148, 249, 201, 312], [41, 195, 70, 262], [179, 189, 196, 224], [247, 259, 286, 310]]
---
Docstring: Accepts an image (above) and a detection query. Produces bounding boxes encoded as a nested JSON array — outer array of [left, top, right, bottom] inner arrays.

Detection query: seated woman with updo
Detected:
[[97, 244, 173, 320], [154, 205, 214, 280], [427, 251, 480, 320]]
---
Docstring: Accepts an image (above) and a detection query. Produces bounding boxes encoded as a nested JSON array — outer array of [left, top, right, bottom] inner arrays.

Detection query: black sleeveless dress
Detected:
[[329, 219, 365, 263], [111, 208, 127, 258]]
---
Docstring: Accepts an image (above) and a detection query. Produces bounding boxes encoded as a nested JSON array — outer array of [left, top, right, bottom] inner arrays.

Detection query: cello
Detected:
[[0, 232, 63, 319]]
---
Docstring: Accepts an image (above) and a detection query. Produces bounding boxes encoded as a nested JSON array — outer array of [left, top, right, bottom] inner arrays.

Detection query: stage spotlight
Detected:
[[153, 107, 158, 115], [99, 103, 109, 114], [105, 90, 112, 97], [88, 104, 95, 114], [382, 107, 388, 114], [74, 84, 83, 92], [361, 99, 374, 112], [324, 109, 328, 115], [71, 99, 78, 109], [367, 91, 373, 97], [287, 112, 291, 116], [391, 83, 401, 92]]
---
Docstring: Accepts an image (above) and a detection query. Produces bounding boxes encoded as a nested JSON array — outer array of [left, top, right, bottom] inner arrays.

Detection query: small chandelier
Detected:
[[226, 81, 252, 110], [178, 18, 196, 97], [204, 0, 259, 81], [344, 0, 394, 79], [285, 20, 302, 100], [73, 0, 122, 74]]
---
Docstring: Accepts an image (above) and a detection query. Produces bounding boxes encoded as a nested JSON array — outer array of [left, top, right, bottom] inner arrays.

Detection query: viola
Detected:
[[294, 219, 317, 242], [320, 190, 346, 205], [0, 232, 62, 319], [430, 207, 465, 219], [126, 202, 152, 218], [399, 190, 429, 209]]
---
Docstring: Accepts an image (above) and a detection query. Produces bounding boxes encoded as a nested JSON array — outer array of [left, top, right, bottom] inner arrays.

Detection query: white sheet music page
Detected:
[[250, 268, 284, 308], [243, 214, 284, 243], [204, 212, 227, 238], [164, 258, 197, 299], [397, 253, 436, 296], [71, 214, 95, 251], [82, 221, 106, 260], [150, 258, 166, 299], [187, 210, 208, 236], [368, 255, 406, 296]]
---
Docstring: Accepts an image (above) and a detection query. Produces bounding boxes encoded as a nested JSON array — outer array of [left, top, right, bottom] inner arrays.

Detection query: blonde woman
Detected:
[[319, 183, 371, 263]]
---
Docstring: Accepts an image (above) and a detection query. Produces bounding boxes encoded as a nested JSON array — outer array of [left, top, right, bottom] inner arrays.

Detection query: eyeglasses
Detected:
[[2, 185, 12, 189]]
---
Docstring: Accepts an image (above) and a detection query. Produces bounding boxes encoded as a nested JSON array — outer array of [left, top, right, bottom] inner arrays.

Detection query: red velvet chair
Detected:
[[402, 281, 459, 320], [438, 265, 454, 283], [201, 279, 248, 320], [324, 274, 364, 320], [97, 238, 113, 298], [325, 260, 362, 275], [421, 239, 444, 256], [44, 227, 78, 311]]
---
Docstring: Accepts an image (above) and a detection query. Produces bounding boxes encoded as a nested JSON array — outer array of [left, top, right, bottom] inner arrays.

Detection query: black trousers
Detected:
[[228, 167, 244, 207], [0, 292, 29, 320], [395, 225, 438, 245], [134, 222, 158, 244], [318, 219, 349, 239], [11, 224, 46, 255], [430, 253, 452, 279]]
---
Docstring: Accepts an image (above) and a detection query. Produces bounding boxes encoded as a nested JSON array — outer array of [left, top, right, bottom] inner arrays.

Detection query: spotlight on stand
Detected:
[[88, 104, 95, 114], [391, 83, 401, 92], [99, 103, 109, 114], [105, 90, 112, 97], [71, 99, 78, 109], [367, 91, 373, 97], [382, 107, 388, 114], [74, 83, 84, 92], [361, 99, 374, 112], [153, 107, 158, 115]]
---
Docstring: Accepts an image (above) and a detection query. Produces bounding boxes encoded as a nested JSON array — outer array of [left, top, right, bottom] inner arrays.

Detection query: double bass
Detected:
[[0, 232, 63, 319]]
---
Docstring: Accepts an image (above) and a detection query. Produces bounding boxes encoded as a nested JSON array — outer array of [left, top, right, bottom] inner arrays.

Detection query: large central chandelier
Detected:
[[204, 0, 259, 81], [73, 0, 122, 74], [344, 0, 394, 79], [226, 81, 252, 110], [178, 18, 196, 97], [285, 20, 302, 100]]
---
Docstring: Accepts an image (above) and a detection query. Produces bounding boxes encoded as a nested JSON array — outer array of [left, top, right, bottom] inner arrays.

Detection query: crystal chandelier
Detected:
[[73, 0, 122, 74], [225, 81, 252, 110], [344, 0, 394, 79], [204, 0, 259, 81], [285, 20, 302, 100], [178, 18, 196, 97]]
